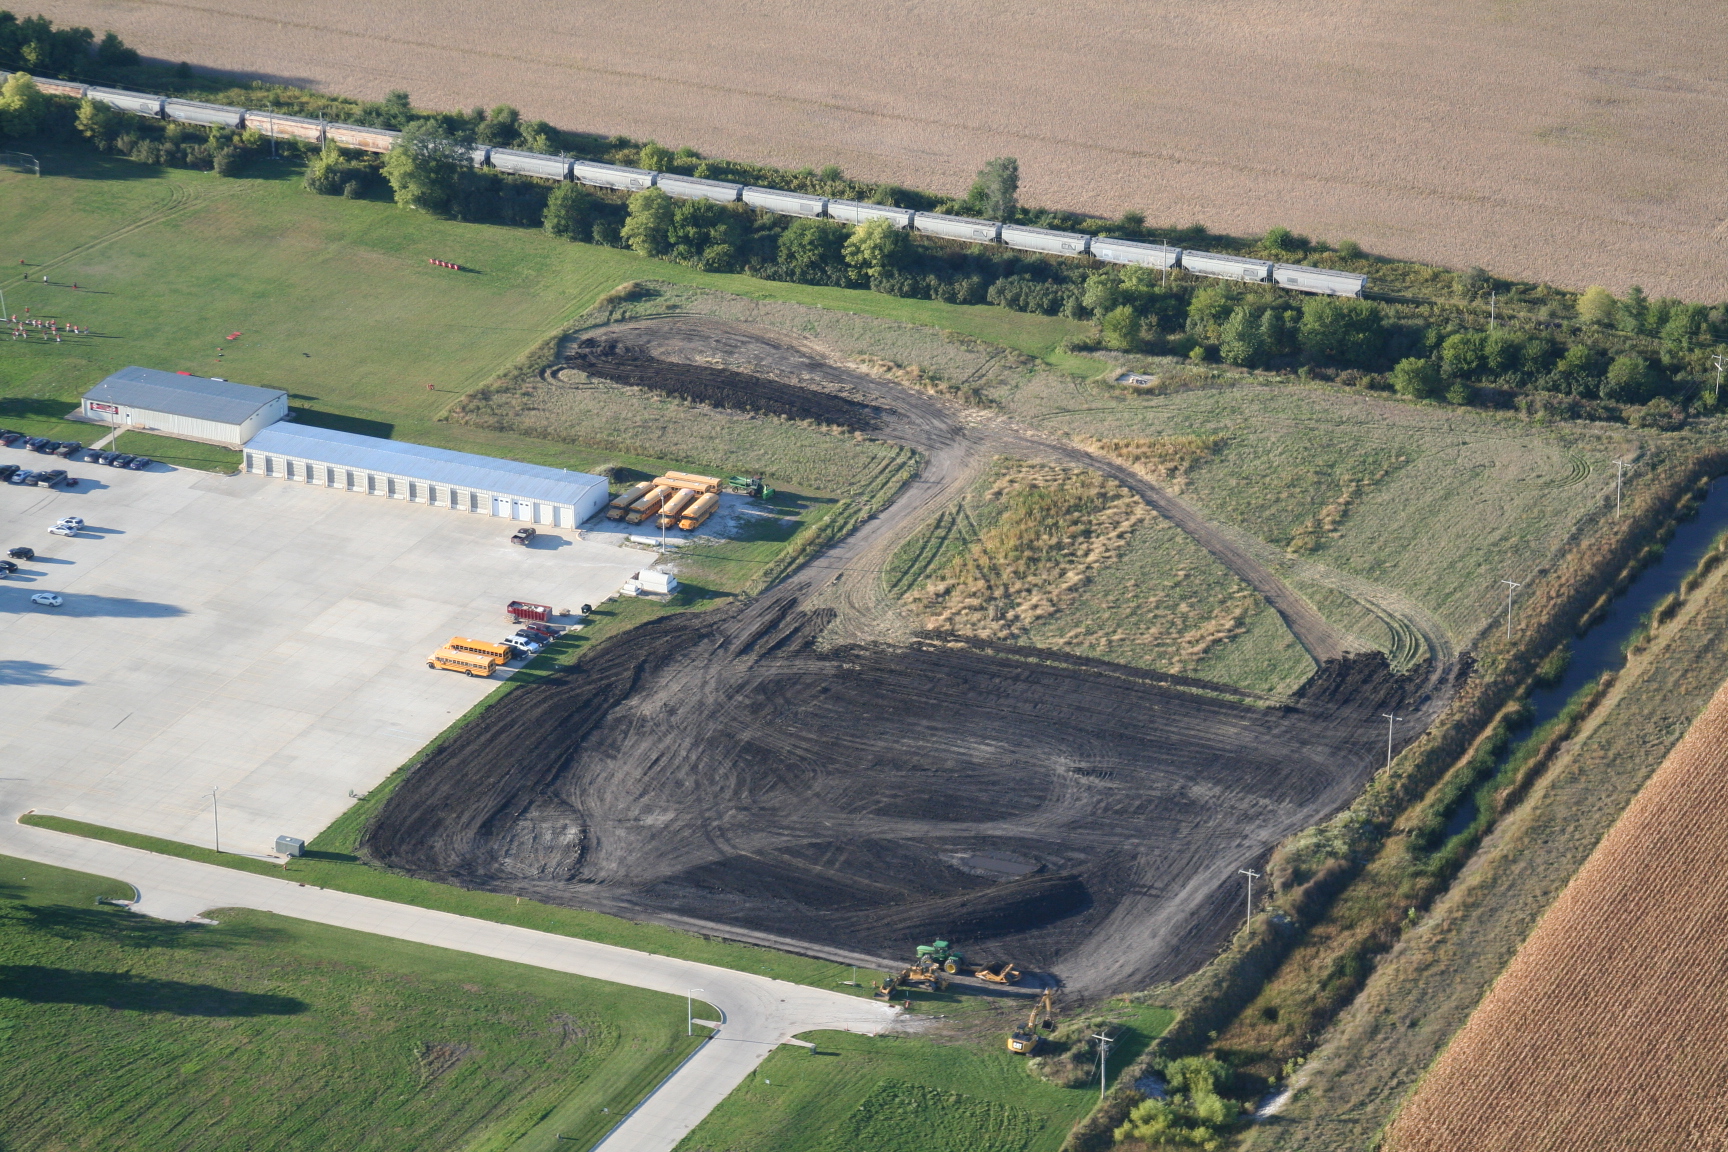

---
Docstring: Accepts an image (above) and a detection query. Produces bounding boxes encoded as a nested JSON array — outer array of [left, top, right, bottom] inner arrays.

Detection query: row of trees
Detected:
[[0, 10, 136, 79]]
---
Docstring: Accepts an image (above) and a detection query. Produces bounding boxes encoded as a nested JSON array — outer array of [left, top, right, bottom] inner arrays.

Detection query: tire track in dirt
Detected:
[[364, 316, 1443, 992]]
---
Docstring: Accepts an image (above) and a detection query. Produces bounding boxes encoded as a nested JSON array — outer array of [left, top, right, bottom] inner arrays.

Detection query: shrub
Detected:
[[1601, 354, 1659, 404], [1114, 1056, 1242, 1149], [1445, 381, 1475, 405], [621, 188, 674, 256], [382, 123, 472, 216], [1219, 306, 1265, 367], [1101, 305, 1141, 352], [843, 217, 911, 281], [543, 182, 595, 241], [0, 72, 47, 138], [1628, 396, 1685, 431], [1576, 285, 1618, 325], [776, 218, 848, 282], [1299, 297, 1384, 366], [1391, 357, 1441, 399], [987, 275, 1068, 315]]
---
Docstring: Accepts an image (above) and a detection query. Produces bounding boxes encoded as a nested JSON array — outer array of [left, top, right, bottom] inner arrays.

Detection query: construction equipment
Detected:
[[874, 961, 949, 997], [677, 491, 720, 531], [1007, 988, 1056, 1055], [917, 939, 965, 974], [606, 481, 654, 519], [975, 960, 1021, 985], [726, 474, 774, 499], [625, 485, 674, 524]]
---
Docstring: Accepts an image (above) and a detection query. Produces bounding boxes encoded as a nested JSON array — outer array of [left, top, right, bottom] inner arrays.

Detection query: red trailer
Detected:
[[507, 600, 551, 623]]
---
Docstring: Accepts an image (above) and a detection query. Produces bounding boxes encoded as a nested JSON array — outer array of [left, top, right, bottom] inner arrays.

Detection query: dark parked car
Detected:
[[0, 559, 17, 574], [52, 441, 81, 457], [8, 470, 35, 486], [518, 622, 557, 642], [0, 463, 17, 480], [93, 450, 117, 465], [8, 547, 36, 560], [126, 456, 152, 470], [0, 431, 19, 446], [36, 440, 60, 454], [107, 454, 135, 468], [24, 437, 49, 451], [510, 526, 537, 545], [34, 469, 67, 488]]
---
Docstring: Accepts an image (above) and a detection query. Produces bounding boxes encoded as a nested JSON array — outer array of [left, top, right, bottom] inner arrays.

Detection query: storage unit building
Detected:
[[244, 422, 610, 528], [81, 366, 288, 446]]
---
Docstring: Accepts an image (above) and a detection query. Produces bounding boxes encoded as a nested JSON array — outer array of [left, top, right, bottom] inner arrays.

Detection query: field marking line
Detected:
[[0, 810, 896, 1152]]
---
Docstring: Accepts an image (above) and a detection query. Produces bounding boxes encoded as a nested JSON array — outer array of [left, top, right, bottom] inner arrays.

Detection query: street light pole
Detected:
[[1501, 580, 1522, 640], [1092, 1032, 1114, 1105], [687, 988, 705, 1036], [210, 787, 221, 854], [1238, 868, 1260, 933]]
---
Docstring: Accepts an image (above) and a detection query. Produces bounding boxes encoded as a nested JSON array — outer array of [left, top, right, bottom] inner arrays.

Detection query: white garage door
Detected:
[[512, 499, 532, 521], [492, 496, 508, 517]]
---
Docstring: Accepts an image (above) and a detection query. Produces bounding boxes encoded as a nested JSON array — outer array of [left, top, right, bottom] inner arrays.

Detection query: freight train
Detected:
[[7, 72, 1368, 297]]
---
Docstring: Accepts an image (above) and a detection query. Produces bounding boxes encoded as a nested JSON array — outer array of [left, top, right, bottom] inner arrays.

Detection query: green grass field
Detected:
[[0, 854, 711, 1152], [678, 1000, 1172, 1152], [0, 147, 1088, 469]]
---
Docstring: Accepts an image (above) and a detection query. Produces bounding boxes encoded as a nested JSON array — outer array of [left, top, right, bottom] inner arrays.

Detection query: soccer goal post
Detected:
[[0, 151, 41, 176]]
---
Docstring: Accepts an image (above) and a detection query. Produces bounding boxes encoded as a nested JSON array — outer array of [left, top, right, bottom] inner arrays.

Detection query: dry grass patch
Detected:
[[903, 460, 1150, 640]]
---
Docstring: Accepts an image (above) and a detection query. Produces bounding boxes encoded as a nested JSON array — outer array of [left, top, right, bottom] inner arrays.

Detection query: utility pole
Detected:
[[1489, 290, 1496, 329], [1239, 868, 1260, 933], [1382, 713, 1402, 768], [210, 787, 220, 854], [1501, 580, 1522, 640], [1092, 1032, 1114, 1105], [1614, 458, 1631, 517], [1713, 352, 1725, 406]]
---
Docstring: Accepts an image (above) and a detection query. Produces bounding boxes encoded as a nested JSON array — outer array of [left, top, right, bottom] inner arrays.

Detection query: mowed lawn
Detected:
[[0, 147, 1090, 476], [0, 854, 708, 1152]]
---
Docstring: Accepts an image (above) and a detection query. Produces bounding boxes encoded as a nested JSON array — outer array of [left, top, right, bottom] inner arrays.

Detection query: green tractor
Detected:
[[726, 475, 775, 500], [916, 939, 965, 975]]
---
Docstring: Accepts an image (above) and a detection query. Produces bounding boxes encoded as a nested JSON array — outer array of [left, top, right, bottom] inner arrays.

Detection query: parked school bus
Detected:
[[428, 647, 497, 677], [448, 637, 512, 663], [678, 492, 721, 531], [606, 482, 654, 520], [625, 485, 674, 524]]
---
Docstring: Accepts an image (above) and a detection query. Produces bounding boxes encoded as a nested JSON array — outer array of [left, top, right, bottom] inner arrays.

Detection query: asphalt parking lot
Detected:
[[0, 463, 647, 855]]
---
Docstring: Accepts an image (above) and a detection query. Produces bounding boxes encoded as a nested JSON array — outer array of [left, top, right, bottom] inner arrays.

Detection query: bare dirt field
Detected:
[[1383, 673, 1728, 1152], [38, 0, 1728, 296], [362, 315, 1429, 993]]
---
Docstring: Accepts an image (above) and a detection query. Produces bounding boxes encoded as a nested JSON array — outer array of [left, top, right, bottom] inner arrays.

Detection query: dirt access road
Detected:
[[39, 0, 1728, 296], [368, 317, 1448, 994]]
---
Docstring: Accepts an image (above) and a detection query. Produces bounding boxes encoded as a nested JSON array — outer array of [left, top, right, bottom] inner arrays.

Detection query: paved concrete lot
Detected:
[[0, 463, 647, 854]]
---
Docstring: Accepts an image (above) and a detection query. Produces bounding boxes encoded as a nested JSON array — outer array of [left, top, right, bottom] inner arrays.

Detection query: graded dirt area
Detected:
[[39, 0, 1728, 295], [365, 316, 1440, 992], [1383, 674, 1728, 1152]]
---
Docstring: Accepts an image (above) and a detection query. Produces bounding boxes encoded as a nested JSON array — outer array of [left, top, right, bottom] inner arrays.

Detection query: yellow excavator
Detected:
[[1007, 988, 1057, 1054]]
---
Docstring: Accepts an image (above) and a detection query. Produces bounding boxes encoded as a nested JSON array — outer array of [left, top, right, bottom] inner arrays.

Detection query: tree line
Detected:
[[3, 12, 1723, 426]]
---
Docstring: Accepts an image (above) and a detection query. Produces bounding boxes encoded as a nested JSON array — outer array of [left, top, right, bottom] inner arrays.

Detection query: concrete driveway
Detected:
[[0, 461, 646, 855], [0, 813, 898, 1152]]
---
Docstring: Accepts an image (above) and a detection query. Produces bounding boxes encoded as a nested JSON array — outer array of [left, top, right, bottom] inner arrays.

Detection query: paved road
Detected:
[[0, 811, 898, 1151]]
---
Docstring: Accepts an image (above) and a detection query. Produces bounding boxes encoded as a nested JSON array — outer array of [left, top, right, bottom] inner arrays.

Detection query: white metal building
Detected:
[[82, 366, 289, 447], [244, 423, 610, 527]]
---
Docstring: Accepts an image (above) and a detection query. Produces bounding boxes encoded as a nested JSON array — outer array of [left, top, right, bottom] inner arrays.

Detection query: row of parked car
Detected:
[[1, 428, 154, 472], [1, 463, 72, 488]]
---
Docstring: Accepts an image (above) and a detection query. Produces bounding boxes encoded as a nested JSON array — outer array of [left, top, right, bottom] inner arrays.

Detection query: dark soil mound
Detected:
[[566, 334, 885, 431]]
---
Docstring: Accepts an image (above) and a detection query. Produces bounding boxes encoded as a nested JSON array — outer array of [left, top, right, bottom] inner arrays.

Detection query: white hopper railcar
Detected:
[[825, 200, 914, 228], [87, 86, 163, 118], [913, 212, 1001, 244], [164, 98, 245, 128], [571, 159, 656, 191], [489, 148, 570, 181], [1090, 237, 1182, 269], [999, 224, 1091, 257], [1271, 264, 1368, 297], [656, 173, 743, 203], [1180, 250, 1273, 283], [742, 187, 827, 217]]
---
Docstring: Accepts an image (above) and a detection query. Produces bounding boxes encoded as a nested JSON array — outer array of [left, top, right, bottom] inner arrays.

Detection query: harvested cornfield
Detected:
[[1384, 675, 1728, 1152]]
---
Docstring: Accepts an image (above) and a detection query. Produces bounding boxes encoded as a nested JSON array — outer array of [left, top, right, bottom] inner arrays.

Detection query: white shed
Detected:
[[243, 422, 610, 528], [81, 366, 288, 447]]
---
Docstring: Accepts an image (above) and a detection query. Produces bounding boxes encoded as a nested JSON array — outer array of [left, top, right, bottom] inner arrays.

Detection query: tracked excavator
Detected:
[[1007, 988, 1057, 1054]]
